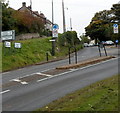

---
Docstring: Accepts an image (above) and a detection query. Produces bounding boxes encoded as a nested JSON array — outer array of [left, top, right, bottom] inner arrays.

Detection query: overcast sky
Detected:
[[8, 0, 119, 35]]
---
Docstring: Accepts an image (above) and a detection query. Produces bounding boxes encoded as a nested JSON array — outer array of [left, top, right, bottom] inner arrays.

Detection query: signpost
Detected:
[[51, 24, 59, 56], [113, 24, 119, 34], [1, 30, 15, 41]]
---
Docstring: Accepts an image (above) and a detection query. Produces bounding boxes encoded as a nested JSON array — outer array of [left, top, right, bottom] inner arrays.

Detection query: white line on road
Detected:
[[0, 90, 10, 94], [10, 79, 21, 82], [36, 72, 52, 77], [10, 79, 28, 85], [21, 82, 28, 85]]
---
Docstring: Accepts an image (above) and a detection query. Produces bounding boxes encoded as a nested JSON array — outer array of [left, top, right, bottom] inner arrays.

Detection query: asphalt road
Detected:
[[1, 46, 119, 111]]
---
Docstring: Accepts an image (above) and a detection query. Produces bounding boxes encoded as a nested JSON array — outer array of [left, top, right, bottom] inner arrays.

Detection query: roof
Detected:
[[18, 2, 51, 23]]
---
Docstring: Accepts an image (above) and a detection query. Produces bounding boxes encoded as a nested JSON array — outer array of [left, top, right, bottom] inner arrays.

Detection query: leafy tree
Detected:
[[111, 3, 120, 23], [58, 31, 79, 47], [80, 34, 90, 44], [85, 3, 120, 43], [2, 2, 16, 31]]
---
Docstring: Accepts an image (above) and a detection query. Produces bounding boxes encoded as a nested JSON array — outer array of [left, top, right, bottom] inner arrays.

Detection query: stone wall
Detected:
[[16, 33, 40, 40]]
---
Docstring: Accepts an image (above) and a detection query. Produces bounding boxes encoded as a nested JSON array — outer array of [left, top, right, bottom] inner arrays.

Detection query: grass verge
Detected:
[[33, 75, 118, 112], [2, 37, 83, 72]]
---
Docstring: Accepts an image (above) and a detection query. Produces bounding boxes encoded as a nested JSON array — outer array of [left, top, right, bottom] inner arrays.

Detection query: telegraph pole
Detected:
[[62, 0, 66, 33], [70, 18, 72, 31], [52, 0, 54, 25], [51, 0, 55, 56]]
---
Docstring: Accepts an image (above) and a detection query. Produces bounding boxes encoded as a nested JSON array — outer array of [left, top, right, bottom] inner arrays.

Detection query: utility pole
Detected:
[[52, 0, 54, 25], [62, 0, 66, 33], [51, 0, 55, 56], [70, 18, 72, 31]]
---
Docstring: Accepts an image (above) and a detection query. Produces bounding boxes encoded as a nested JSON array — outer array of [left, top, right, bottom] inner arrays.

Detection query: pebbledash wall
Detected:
[[16, 33, 40, 40]]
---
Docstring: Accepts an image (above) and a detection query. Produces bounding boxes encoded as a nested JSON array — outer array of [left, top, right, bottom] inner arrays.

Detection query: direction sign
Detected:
[[113, 24, 119, 34], [1, 30, 15, 41]]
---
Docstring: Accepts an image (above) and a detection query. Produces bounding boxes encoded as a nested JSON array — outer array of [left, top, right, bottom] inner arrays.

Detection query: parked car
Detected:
[[83, 43, 89, 47], [105, 40, 114, 45]]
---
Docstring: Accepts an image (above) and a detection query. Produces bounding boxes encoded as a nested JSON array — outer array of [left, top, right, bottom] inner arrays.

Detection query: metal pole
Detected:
[[51, 0, 55, 56], [70, 18, 72, 31], [98, 45, 102, 57], [62, 0, 66, 33], [52, 0, 54, 25], [103, 45, 107, 56], [69, 47, 71, 64], [75, 47, 77, 64]]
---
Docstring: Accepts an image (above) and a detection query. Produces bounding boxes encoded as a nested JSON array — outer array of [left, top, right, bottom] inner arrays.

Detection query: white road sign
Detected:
[[14, 43, 22, 48], [5, 41, 11, 48], [1, 30, 15, 41], [52, 29, 58, 38], [113, 24, 119, 34]]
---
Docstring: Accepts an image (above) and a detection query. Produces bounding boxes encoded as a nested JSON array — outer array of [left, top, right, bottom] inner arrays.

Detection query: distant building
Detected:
[[18, 2, 52, 31]]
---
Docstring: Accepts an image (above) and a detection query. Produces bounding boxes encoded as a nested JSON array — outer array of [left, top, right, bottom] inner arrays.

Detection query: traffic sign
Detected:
[[14, 43, 22, 48], [1, 30, 15, 41], [115, 40, 118, 43], [4, 41, 11, 48], [52, 29, 58, 38], [53, 24, 59, 29], [113, 24, 119, 34]]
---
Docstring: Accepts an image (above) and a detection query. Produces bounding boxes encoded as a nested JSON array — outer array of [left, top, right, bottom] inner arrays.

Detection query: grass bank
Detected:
[[34, 75, 118, 112], [2, 37, 83, 72]]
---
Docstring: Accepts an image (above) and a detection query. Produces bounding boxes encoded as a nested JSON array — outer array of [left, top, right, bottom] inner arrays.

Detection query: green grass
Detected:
[[33, 75, 118, 112], [2, 37, 83, 71]]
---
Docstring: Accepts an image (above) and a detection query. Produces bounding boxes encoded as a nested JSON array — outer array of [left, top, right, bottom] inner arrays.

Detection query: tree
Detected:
[[85, 7, 119, 43], [2, 2, 16, 31], [111, 3, 120, 23]]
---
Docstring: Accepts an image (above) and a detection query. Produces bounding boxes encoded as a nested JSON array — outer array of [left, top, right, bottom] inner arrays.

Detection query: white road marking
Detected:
[[0, 90, 10, 94], [10, 79, 21, 82], [37, 72, 52, 77], [21, 82, 28, 85], [10, 78, 28, 85], [69, 69, 78, 71]]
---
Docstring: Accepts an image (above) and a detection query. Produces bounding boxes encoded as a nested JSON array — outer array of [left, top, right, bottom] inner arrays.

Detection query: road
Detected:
[[1, 46, 119, 111]]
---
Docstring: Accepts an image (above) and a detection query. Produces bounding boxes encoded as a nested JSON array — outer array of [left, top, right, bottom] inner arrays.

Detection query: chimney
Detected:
[[22, 2, 26, 7]]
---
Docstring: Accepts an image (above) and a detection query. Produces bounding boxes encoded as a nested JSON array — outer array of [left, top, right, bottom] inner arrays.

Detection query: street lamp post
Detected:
[[62, 0, 66, 33]]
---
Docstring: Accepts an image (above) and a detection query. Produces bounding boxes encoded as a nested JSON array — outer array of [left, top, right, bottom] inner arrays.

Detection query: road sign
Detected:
[[49, 39, 56, 42], [1, 30, 15, 41], [113, 24, 119, 34], [52, 29, 58, 38], [14, 43, 22, 48], [4, 41, 11, 48], [53, 24, 59, 29], [115, 40, 118, 43]]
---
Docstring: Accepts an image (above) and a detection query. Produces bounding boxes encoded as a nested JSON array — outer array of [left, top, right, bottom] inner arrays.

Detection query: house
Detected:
[[18, 2, 52, 31]]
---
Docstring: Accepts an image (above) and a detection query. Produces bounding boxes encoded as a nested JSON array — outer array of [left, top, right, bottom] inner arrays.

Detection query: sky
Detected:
[[8, 0, 119, 36]]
